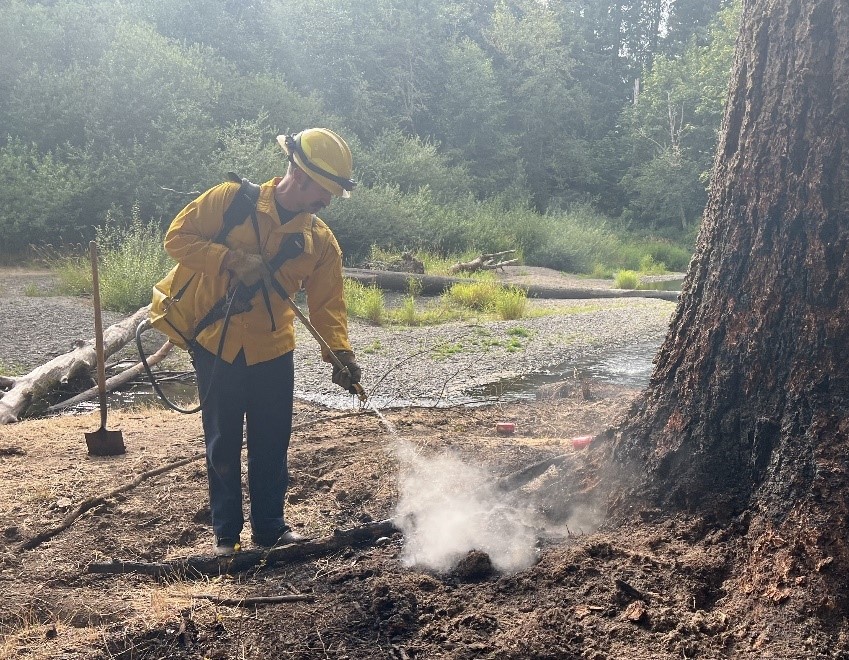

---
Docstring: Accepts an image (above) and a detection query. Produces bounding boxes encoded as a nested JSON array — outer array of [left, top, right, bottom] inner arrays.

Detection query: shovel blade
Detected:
[[85, 428, 126, 456]]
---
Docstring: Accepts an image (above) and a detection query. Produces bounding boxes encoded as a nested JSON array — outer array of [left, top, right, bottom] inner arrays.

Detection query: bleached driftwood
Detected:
[[449, 250, 519, 274], [47, 338, 173, 413], [0, 305, 151, 424]]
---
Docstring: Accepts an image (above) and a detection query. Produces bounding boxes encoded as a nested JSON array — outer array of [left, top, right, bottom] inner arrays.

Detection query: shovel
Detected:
[[85, 241, 126, 456]]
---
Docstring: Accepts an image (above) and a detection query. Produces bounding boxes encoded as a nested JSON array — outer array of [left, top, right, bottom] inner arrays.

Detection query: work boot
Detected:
[[213, 536, 241, 557], [251, 525, 306, 547]]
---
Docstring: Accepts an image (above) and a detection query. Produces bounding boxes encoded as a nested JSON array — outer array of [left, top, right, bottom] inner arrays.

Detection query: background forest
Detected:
[[0, 0, 739, 273]]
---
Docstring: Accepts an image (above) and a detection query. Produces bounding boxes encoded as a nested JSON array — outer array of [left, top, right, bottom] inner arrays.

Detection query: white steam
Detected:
[[393, 441, 543, 574]]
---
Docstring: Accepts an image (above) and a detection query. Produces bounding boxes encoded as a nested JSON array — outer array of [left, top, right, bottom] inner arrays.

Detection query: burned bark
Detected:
[[86, 519, 399, 577], [608, 0, 849, 623]]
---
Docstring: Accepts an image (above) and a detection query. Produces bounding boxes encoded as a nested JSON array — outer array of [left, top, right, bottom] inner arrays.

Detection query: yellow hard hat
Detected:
[[277, 128, 355, 198]]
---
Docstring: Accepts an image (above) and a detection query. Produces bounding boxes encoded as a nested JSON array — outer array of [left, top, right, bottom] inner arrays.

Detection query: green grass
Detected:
[[343, 279, 386, 325], [613, 270, 640, 289], [361, 340, 384, 355], [42, 206, 172, 312], [494, 287, 528, 320], [22, 282, 48, 297], [0, 359, 22, 376]]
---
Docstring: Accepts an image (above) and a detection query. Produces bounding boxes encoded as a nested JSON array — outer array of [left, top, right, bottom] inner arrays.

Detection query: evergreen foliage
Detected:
[[0, 0, 740, 269]]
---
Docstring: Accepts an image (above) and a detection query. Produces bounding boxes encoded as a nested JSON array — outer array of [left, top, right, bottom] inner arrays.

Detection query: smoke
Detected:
[[392, 440, 544, 574]]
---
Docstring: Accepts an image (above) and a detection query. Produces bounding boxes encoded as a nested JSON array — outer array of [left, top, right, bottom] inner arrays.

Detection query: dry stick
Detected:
[[193, 593, 316, 606], [48, 340, 174, 412], [18, 448, 204, 551], [87, 519, 399, 577], [17, 408, 400, 552]]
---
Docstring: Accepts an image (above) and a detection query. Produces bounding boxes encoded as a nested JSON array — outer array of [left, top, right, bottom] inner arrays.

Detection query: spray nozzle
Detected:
[[350, 382, 368, 402]]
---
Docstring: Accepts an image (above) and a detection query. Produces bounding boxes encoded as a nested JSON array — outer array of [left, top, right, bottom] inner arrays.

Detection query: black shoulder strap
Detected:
[[212, 172, 261, 244]]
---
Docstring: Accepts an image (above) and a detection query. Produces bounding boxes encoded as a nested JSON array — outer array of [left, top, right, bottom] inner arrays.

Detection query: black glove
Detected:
[[331, 350, 361, 393]]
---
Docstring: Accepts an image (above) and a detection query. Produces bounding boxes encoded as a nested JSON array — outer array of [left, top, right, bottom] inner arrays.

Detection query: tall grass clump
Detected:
[[343, 278, 386, 325], [95, 206, 172, 312], [51, 247, 92, 296], [613, 269, 640, 289], [444, 280, 502, 311], [494, 287, 528, 320]]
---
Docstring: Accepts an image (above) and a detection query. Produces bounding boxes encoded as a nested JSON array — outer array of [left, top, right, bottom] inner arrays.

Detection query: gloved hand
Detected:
[[226, 249, 269, 287], [331, 350, 361, 393]]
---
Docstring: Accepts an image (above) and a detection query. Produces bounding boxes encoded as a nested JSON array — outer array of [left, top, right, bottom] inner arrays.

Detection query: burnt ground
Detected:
[[0, 267, 841, 658], [0, 387, 836, 659]]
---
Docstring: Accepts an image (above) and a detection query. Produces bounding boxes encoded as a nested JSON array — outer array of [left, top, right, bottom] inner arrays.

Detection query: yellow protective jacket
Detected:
[[153, 177, 352, 365]]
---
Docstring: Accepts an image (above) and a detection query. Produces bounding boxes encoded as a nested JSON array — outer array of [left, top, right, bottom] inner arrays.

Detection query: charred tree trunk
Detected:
[[609, 0, 849, 629]]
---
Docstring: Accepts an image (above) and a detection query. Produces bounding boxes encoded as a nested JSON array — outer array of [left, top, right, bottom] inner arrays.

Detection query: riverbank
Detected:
[[0, 267, 676, 410]]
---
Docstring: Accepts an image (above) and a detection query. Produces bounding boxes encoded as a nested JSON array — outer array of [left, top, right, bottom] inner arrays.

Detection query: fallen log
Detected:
[[342, 268, 679, 301], [449, 250, 518, 274], [0, 305, 151, 424], [47, 339, 173, 413], [86, 519, 399, 577]]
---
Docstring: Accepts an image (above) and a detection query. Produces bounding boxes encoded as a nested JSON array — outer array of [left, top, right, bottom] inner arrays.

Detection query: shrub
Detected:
[[444, 280, 502, 311], [613, 270, 640, 289], [95, 206, 173, 312], [48, 206, 171, 312]]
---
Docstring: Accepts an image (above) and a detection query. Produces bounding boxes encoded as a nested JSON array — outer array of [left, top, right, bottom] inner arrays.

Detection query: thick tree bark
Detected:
[[0, 306, 151, 423], [609, 0, 849, 623]]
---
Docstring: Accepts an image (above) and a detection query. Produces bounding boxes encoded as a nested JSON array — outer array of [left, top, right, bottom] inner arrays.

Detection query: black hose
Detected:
[[136, 320, 201, 414], [135, 288, 239, 415]]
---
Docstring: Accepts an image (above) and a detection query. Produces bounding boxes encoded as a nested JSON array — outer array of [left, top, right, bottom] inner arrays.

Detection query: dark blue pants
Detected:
[[193, 346, 294, 541]]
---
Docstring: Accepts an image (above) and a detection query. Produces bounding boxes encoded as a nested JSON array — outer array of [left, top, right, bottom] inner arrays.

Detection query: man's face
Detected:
[[298, 174, 333, 213]]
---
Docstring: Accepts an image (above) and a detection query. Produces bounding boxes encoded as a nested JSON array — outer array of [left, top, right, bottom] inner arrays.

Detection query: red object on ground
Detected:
[[496, 422, 516, 435], [571, 435, 593, 449]]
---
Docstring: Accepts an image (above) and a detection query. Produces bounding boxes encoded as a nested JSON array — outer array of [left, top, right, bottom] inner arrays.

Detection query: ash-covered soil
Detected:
[[1, 268, 835, 659]]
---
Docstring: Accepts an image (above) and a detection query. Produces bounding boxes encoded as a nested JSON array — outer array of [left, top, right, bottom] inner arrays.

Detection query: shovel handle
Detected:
[[90, 241, 108, 429]]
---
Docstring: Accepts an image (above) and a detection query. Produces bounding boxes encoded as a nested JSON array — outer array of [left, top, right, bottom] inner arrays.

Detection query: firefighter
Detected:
[[162, 128, 361, 556]]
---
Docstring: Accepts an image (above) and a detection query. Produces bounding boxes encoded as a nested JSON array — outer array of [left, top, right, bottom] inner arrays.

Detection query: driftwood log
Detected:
[[342, 268, 679, 301], [449, 250, 519, 274], [47, 339, 173, 413], [87, 519, 399, 577], [0, 305, 151, 424]]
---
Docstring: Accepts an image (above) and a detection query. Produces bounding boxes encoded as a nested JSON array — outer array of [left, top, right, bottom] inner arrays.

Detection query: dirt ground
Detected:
[[0, 379, 828, 660], [0, 267, 833, 659]]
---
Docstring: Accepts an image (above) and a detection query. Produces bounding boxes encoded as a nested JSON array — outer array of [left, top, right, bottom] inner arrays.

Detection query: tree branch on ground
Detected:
[[86, 519, 399, 577], [0, 306, 151, 424], [449, 250, 519, 274]]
